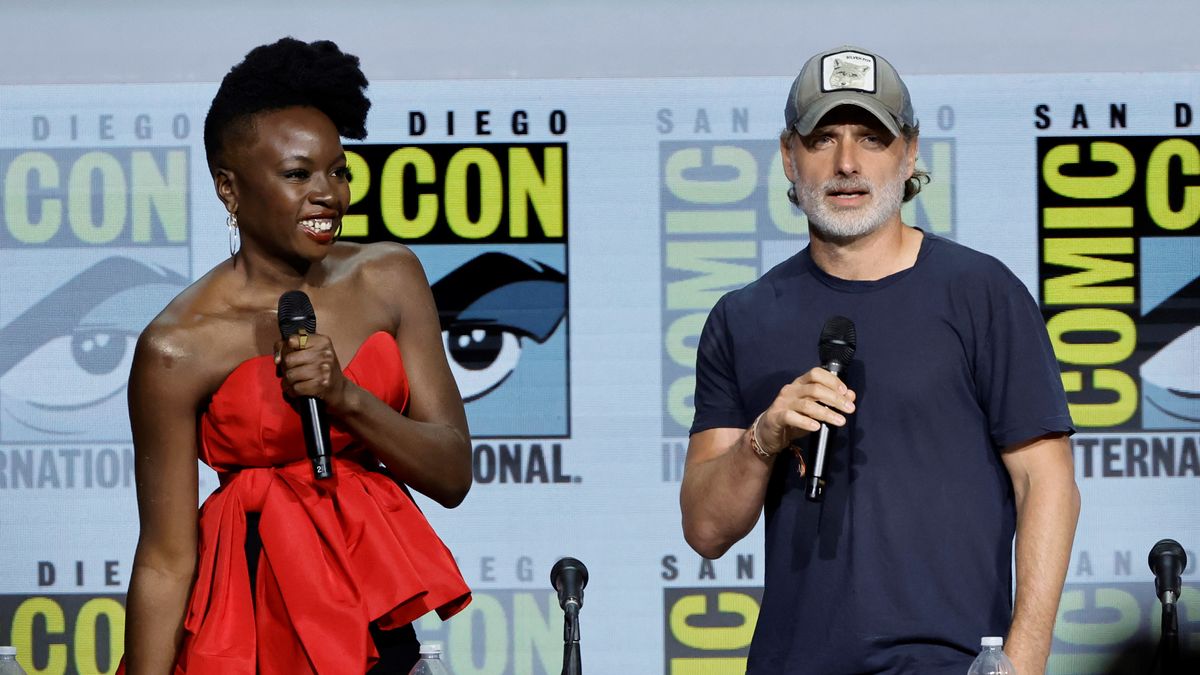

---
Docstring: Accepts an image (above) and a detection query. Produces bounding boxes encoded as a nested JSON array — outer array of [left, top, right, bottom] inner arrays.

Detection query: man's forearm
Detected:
[[681, 426, 775, 559], [1006, 468, 1080, 675]]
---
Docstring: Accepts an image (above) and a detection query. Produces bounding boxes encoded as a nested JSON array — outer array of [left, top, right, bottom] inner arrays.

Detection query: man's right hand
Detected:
[[755, 367, 857, 456]]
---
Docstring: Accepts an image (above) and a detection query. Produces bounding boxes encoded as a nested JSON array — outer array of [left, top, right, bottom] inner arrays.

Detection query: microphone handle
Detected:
[[805, 362, 843, 502], [301, 397, 333, 480], [805, 423, 830, 501]]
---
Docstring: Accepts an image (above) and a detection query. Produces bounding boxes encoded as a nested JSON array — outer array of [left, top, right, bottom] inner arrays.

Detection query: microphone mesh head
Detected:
[[1149, 538, 1187, 574], [550, 557, 589, 590], [278, 290, 317, 337], [819, 315, 857, 366]]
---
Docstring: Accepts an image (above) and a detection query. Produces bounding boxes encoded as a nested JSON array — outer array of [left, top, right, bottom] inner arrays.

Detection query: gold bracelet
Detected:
[[749, 412, 772, 459]]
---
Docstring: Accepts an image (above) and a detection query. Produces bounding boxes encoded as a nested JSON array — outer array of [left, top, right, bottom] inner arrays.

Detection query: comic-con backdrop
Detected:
[[1, 73, 1197, 674]]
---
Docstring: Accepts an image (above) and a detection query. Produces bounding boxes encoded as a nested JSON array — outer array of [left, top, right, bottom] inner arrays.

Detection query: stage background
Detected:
[[1, 3, 1198, 674]]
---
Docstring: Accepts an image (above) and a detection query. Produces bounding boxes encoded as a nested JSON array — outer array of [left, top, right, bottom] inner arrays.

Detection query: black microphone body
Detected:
[[551, 557, 587, 675], [806, 316, 857, 502], [1149, 538, 1187, 606], [1149, 539, 1188, 674], [551, 557, 588, 616], [278, 290, 333, 480]]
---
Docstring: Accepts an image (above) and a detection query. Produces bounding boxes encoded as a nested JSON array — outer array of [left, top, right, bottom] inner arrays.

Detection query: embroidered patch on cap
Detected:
[[821, 50, 877, 93]]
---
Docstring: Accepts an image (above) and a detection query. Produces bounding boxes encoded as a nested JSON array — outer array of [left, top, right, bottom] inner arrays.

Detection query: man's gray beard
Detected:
[[797, 168, 907, 239]]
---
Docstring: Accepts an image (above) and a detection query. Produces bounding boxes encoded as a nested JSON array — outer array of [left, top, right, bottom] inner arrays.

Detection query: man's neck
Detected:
[[808, 219, 924, 281]]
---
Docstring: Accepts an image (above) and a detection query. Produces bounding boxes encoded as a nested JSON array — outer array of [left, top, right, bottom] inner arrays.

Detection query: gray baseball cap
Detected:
[[784, 46, 916, 137]]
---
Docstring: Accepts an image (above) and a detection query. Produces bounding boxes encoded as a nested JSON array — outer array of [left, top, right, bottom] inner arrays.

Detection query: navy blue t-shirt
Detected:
[[691, 232, 1074, 674]]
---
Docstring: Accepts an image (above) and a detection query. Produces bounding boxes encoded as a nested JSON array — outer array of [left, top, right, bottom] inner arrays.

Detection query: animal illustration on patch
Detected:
[[828, 59, 870, 89]]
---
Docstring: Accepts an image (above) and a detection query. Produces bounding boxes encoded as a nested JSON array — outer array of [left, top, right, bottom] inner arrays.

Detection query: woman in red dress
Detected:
[[122, 38, 472, 674]]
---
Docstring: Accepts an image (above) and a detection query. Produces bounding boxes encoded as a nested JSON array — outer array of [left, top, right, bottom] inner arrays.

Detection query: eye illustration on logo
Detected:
[[1141, 327, 1200, 427], [1136, 240, 1200, 430], [431, 252, 567, 402], [0, 256, 187, 440]]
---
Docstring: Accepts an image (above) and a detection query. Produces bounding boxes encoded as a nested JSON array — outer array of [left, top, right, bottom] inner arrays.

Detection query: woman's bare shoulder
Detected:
[[133, 265, 256, 396], [328, 241, 429, 307], [333, 240, 422, 277]]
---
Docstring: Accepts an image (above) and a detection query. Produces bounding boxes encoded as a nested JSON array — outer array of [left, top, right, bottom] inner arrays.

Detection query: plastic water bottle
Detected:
[[966, 636, 1016, 675], [408, 643, 453, 675], [0, 647, 28, 675]]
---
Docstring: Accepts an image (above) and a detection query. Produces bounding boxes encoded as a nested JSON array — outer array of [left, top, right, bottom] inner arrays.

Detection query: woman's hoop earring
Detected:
[[227, 212, 240, 257]]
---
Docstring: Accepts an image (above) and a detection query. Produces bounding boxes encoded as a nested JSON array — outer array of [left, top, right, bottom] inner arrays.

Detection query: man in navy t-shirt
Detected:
[[680, 46, 1080, 675]]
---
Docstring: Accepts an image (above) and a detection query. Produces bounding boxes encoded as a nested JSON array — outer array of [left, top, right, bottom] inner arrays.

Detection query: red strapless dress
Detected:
[[123, 331, 471, 674]]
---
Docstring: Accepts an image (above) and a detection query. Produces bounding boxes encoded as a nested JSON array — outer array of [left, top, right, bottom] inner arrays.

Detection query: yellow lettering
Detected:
[[669, 592, 757, 650], [666, 313, 706, 367], [665, 241, 757, 310], [668, 375, 697, 430], [901, 140, 954, 234], [342, 150, 371, 237], [130, 150, 187, 243], [512, 593, 560, 675], [380, 148, 437, 239], [768, 153, 807, 235], [1061, 370, 1138, 427], [1045, 653, 1120, 675], [12, 597, 68, 675], [5, 151, 62, 243], [670, 658, 749, 674], [76, 598, 125, 675], [1043, 142, 1136, 199], [448, 593, 506, 675], [1043, 238, 1134, 305], [1054, 588, 1140, 646], [666, 210, 756, 234], [665, 147, 758, 205], [1047, 308, 1136, 365], [508, 147, 563, 238], [445, 148, 503, 239], [68, 152, 126, 244], [1043, 207, 1134, 229], [1146, 138, 1200, 231]]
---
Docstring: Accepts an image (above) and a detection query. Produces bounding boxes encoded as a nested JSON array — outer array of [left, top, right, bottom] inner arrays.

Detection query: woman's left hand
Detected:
[[275, 332, 351, 412]]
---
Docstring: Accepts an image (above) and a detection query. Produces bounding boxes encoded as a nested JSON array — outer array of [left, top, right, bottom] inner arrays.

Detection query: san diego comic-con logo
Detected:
[[341, 141, 569, 440], [1037, 135, 1200, 433], [0, 146, 190, 446], [0, 142, 189, 672]]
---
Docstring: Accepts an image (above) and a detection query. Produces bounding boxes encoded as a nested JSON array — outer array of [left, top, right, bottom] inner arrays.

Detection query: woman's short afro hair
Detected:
[[203, 37, 370, 173]]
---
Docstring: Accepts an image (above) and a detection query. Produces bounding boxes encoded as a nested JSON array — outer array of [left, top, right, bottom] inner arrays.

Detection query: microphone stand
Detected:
[[1159, 599, 1179, 675], [561, 604, 581, 675]]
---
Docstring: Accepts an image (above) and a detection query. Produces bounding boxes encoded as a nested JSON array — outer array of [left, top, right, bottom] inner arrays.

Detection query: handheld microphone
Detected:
[[277, 290, 333, 480], [805, 316, 857, 502], [1149, 539, 1187, 605], [551, 557, 588, 613]]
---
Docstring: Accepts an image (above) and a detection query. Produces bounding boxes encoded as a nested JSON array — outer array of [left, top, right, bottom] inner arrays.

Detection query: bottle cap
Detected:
[[418, 642, 443, 656], [0, 646, 15, 656], [981, 636, 1004, 647]]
